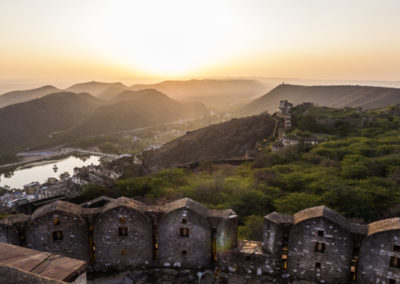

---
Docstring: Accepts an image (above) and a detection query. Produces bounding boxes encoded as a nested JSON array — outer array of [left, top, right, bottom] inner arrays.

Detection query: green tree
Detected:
[[274, 192, 322, 214], [238, 215, 264, 241]]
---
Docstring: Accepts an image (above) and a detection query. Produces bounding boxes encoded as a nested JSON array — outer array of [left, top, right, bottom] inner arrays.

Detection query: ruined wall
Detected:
[[93, 205, 153, 271], [263, 220, 283, 256], [215, 216, 238, 259], [158, 208, 211, 268], [263, 219, 292, 276], [94, 268, 279, 284], [0, 223, 19, 245], [287, 217, 353, 284], [0, 214, 30, 246], [7, 199, 400, 283], [26, 210, 89, 262], [358, 230, 400, 283]]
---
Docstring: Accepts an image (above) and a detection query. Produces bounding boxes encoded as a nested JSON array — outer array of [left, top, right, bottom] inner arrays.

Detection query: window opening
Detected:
[[180, 227, 189, 237], [119, 227, 128, 236], [314, 242, 325, 253], [52, 231, 63, 241]]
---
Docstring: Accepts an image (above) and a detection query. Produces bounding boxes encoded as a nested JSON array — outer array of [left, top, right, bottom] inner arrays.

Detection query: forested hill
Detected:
[[0, 92, 101, 153], [80, 103, 400, 241], [142, 113, 277, 171], [65, 89, 209, 138], [239, 84, 400, 115]]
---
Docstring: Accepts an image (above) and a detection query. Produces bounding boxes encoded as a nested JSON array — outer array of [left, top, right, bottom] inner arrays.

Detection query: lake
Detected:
[[0, 155, 101, 189]]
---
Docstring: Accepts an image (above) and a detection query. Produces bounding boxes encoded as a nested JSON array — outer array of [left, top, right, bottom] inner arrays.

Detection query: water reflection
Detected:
[[0, 155, 101, 189]]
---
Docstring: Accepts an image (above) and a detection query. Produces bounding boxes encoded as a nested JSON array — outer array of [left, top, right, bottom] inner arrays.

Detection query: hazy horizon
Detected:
[[1, 0, 400, 92], [3, 76, 400, 96]]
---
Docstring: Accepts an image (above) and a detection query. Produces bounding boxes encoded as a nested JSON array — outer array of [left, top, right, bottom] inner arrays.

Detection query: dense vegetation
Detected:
[[78, 104, 400, 240], [142, 113, 276, 170], [0, 92, 101, 153]]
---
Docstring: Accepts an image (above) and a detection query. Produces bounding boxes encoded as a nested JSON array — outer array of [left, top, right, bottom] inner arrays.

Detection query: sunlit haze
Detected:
[[1, 0, 400, 88]]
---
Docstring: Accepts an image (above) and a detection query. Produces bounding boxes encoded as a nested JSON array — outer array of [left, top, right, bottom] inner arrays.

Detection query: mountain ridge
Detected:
[[65, 88, 209, 137], [239, 84, 400, 115], [130, 79, 268, 110], [0, 85, 62, 108], [0, 92, 101, 153], [142, 113, 276, 171]]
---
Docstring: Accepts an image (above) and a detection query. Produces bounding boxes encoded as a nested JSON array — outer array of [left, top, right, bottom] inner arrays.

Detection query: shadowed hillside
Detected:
[[0, 85, 62, 108], [0, 92, 101, 153], [142, 113, 276, 171], [239, 84, 400, 115], [66, 89, 209, 137]]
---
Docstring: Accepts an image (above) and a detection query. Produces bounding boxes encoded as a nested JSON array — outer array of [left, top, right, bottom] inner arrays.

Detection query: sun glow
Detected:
[[1, 0, 400, 81], [86, 0, 250, 76]]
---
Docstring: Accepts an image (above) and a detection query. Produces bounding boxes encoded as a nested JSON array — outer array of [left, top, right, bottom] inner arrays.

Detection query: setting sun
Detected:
[[85, 0, 252, 76], [1, 0, 400, 83]]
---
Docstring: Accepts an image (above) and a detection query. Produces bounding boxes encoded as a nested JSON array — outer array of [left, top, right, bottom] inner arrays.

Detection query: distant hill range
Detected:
[[66, 89, 209, 137], [0, 92, 101, 152], [3, 81, 400, 154], [65, 81, 129, 100], [0, 89, 209, 153], [142, 113, 276, 171], [131, 79, 268, 110], [0, 80, 268, 111], [0, 85, 62, 108], [239, 84, 400, 115]]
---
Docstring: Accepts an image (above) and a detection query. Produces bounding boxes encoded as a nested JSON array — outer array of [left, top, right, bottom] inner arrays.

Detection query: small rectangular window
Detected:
[[121, 250, 127, 255], [119, 227, 128, 236], [181, 218, 187, 224], [283, 234, 289, 242], [181, 250, 187, 256], [317, 230, 324, 237], [180, 227, 189, 237], [120, 216, 125, 222], [52, 231, 63, 241], [314, 242, 325, 253], [53, 219, 60, 226], [390, 256, 400, 269], [315, 262, 321, 268], [393, 245, 400, 252]]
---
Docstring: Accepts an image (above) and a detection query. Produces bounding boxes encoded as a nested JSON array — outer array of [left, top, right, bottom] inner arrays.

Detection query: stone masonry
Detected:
[[1, 198, 400, 283]]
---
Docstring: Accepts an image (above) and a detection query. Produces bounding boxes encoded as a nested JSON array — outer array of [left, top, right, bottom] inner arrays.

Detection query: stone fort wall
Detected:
[[1, 196, 400, 284]]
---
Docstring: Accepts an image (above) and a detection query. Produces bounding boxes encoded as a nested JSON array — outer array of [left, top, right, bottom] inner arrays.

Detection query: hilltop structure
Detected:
[[0, 197, 400, 283], [278, 100, 293, 128]]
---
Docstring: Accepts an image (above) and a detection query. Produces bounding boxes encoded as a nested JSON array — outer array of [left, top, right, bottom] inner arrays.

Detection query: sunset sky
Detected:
[[1, 0, 400, 88]]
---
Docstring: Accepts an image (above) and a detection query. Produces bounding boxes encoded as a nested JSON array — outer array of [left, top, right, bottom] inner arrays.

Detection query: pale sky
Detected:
[[1, 0, 400, 86]]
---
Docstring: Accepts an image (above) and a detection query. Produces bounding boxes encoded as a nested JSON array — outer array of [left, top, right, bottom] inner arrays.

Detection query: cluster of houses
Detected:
[[0, 179, 81, 211], [0, 161, 123, 212], [271, 135, 327, 152]]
